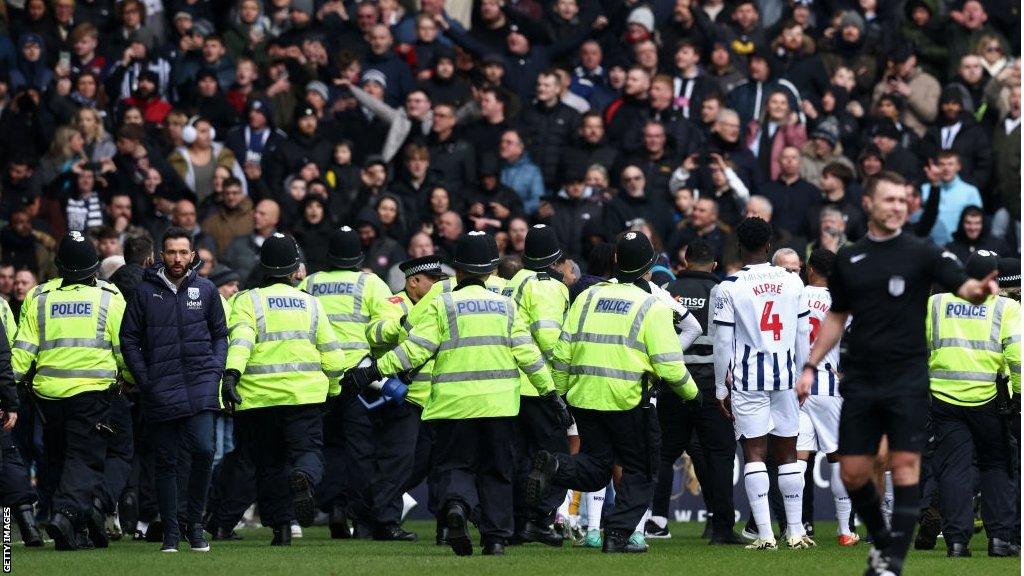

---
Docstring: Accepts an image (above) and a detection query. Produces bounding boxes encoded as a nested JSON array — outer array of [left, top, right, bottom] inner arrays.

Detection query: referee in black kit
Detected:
[[795, 172, 998, 576]]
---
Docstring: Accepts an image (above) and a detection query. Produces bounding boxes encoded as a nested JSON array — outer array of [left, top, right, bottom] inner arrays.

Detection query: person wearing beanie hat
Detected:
[[924, 247, 1020, 558], [222, 231, 352, 546], [502, 224, 573, 546], [224, 96, 287, 169], [921, 83, 993, 195], [348, 230, 556, 556], [11, 231, 131, 551], [626, 6, 655, 39], [525, 228, 699, 553], [711, 217, 815, 551], [297, 226, 414, 542]]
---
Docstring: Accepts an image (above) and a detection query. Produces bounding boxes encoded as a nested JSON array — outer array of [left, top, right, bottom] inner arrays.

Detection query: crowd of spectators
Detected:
[[0, 0, 1019, 296]]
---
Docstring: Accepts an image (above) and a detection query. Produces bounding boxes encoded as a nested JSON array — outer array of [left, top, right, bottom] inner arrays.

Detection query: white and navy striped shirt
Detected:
[[713, 263, 808, 391], [65, 195, 105, 232], [802, 285, 841, 396]]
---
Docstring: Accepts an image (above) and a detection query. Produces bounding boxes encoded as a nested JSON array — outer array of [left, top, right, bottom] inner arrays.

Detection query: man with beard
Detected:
[[558, 112, 619, 184], [605, 67, 651, 146], [122, 70, 172, 125], [921, 86, 993, 200], [603, 165, 673, 241]]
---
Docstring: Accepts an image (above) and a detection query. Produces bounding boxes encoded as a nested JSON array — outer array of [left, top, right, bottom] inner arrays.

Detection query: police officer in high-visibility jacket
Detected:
[[505, 224, 572, 546], [299, 226, 412, 541], [12, 232, 129, 551], [526, 231, 700, 554], [222, 233, 352, 546], [345, 231, 565, 557], [926, 251, 1021, 558]]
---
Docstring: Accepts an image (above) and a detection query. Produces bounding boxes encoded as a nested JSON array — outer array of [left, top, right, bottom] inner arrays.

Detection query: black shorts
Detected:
[[838, 362, 930, 455]]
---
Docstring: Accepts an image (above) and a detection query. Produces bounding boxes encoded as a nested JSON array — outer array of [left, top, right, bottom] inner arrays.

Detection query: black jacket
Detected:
[[277, 129, 333, 175], [428, 132, 477, 198], [921, 114, 993, 197], [664, 269, 719, 385], [540, 190, 604, 261], [519, 100, 581, 190], [558, 137, 619, 185], [603, 192, 673, 243]]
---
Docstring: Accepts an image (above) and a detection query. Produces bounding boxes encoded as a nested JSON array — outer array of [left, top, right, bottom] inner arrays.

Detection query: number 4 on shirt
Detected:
[[760, 301, 783, 341]]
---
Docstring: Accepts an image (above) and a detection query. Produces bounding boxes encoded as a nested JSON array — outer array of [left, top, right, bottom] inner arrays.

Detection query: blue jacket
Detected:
[[501, 153, 546, 215], [120, 265, 228, 422]]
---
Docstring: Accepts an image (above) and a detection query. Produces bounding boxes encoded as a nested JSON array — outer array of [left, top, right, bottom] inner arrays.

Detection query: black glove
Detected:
[[222, 369, 242, 412], [342, 360, 382, 394], [545, 390, 572, 430]]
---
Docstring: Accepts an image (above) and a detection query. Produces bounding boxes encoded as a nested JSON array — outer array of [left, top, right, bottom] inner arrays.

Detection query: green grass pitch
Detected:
[[12, 521, 1021, 575]]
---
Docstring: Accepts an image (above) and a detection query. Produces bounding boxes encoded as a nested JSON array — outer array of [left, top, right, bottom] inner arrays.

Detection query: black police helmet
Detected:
[[328, 226, 364, 269], [522, 224, 562, 270], [56, 231, 100, 282], [965, 249, 999, 281], [615, 231, 655, 281], [259, 232, 300, 277], [451, 231, 498, 274]]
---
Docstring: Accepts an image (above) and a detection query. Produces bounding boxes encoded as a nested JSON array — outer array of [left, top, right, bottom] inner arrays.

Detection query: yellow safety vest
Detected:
[[226, 283, 350, 409], [504, 268, 569, 398], [552, 281, 697, 410], [926, 293, 1021, 406], [0, 297, 16, 346], [377, 282, 554, 420], [12, 279, 127, 400]]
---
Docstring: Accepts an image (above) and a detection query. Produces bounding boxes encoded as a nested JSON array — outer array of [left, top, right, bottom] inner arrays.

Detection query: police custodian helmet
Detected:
[[522, 224, 562, 271], [615, 230, 655, 281], [327, 226, 364, 269], [259, 232, 301, 277], [56, 231, 100, 282], [451, 231, 498, 274]]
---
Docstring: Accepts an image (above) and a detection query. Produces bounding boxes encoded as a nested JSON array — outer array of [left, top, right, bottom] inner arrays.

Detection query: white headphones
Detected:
[[182, 116, 216, 144]]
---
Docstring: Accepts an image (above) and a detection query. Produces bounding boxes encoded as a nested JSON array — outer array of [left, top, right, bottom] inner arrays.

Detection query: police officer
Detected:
[[504, 224, 572, 546], [299, 226, 413, 541], [0, 293, 42, 547], [656, 239, 742, 544], [347, 231, 562, 556], [12, 231, 129, 551], [527, 231, 700, 553], [926, 251, 1021, 558], [222, 232, 351, 546]]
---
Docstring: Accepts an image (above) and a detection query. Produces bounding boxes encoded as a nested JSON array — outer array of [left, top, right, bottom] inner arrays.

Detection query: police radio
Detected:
[[354, 357, 408, 410]]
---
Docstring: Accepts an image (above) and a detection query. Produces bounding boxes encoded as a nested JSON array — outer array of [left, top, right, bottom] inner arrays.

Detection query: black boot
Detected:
[[374, 524, 417, 541], [914, 506, 941, 550], [516, 519, 564, 547], [601, 529, 630, 553], [211, 526, 242, 540], [708, 531, 746, 545], [271, 524, 292, 546], [45, 510, 79, 551], [435, 519, 449, 546], [988, 538, 1021, 557], [482, 538, 506, 555], [290, 471, 316, 527], [15, 505, 43, 547], [329, 505, 351, 539], [444, 502, 472, 556], [145, 518, 165, 543], [525, 451, 559, 509], [87, 498, 109, 548], [947, 543, 972, 557], [351, 521, 374, 539]]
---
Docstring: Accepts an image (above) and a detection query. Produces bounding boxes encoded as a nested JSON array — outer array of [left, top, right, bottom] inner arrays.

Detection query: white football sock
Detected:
[[586, 489, 605, 530], [778, 461, 807, 538], [831, 462, 852, 536], [650, 515, 668, 529], [557, 490, 571, 519], [635, 508, 651, 533], [744, 462, 773, 540]]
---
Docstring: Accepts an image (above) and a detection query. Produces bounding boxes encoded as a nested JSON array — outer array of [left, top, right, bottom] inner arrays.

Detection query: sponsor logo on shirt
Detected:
[[50, 302, 93, 318], [675, 296, 706, 310], [595, 298, 632, 315], [455, 299, 507, 315], [267, 297, 307, 310]]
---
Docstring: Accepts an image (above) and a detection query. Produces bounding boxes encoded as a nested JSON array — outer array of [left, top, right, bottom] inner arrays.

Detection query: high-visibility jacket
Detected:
[[389, 291, 412, 316], [226, 283, 350, 409], [0, 297, 16, 346], [552, 281, 697, 410], [484, 274, 505, 294], [12, 279, 127, 400], [504, 268, 569, 398], [926, 293, 1021, 406], [370, 278, 454, 408], [377, 281, 554, 420], [299, 269, 398, 368]]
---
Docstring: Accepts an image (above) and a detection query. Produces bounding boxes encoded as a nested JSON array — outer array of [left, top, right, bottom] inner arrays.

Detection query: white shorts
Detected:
[[796, 395, 842, 454], [567, 420, 578, 437], [731, 388, 800, 440]]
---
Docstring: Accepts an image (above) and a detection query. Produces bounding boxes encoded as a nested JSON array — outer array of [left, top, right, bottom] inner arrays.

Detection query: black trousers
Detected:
[[932, 397, 1016, 544], [152, 411, 215, 537], [235, 404, 324, 527], [553, 404, 660, 533], [37, 391, 110, 526], [431, 417, 517, 541], [369, 400, 420, 526], [402, 415, 438, 516], [653, 387, 736, 534], [205, 419, 256, 531], [98, 393, 133, 514], [317, 393, 373, 524], [514, 396, 570, 525], [0, 429, 35, 506]]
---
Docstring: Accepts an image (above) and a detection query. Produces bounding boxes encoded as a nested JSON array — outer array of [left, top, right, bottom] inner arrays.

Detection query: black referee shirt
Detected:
[[829, 231, 967, 368]]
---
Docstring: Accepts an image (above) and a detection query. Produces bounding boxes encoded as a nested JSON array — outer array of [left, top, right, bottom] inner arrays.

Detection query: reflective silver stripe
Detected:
[[441, 292, 459, 340], [573, 289, 598, 341], [316, 341, 343, 352], [13, 371, 24, 381], [1004, 334, 1022, 346], [308, 296, 319, 345], [228, 322, 246, 333], [628, 296, 658, 343], [245, 362, 322, 374], [36, 291, 48, 341], [530, 319, 562, 332], [683, 353, 715, 364], [250, 290, 266, 339], [36, 367, 116, 379], [512, 336, 534, 347], [328, 341, 371, 350], [95, 290, 112, 339], [325, 370, 345, 378], [434, 369, 520, 383], [559, 331, 571, 342], [439, 335, 511, 351], [407, 333, 436, 350], [398, 300, 410, 314], [668, 372, 693, 390], [262, 331, 314, 342], [402, 316, 413, 331], [550, 358, 569, 372], [13, 341, 37, 354], [303, 273, 318, 295], [931, 370, 998, 382], [352, 273, 368, 321], [573, 332, 645, 353], [930, 295, 943, 350], [521, 356, 546, 374], [413, 372, 431, 382], [568, 365, 645, 381], [38, 337, 111, 351], [230, 338, 254, 350], [934, 338, 1002, 352], [1008, 361, 1021, 374], [393, 345, 414, 371], [112, 344, 121, 356], [373, 321, 385, 344], [991, 297, 1006, 344], [329, 313, 369, 322], [651, 352, 685, 364]]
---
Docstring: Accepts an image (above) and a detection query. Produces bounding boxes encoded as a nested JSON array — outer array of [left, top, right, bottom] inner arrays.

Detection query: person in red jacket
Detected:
[[123, 71, 172, 125]]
